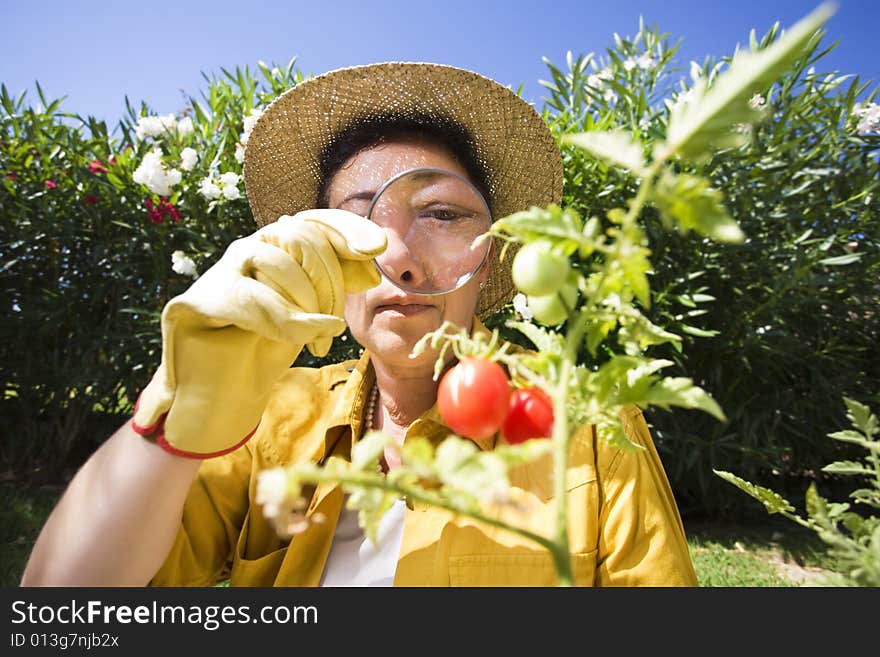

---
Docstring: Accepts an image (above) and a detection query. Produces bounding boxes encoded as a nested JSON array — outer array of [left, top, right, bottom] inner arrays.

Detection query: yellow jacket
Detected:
[[152, 329, 698, 587]]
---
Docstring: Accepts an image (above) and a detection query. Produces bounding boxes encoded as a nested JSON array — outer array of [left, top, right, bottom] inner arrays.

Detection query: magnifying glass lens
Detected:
[[368, 168, 492, 295]]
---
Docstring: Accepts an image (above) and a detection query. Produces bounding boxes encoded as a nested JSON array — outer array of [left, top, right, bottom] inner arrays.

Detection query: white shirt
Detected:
[[319, 497, 407, 587]]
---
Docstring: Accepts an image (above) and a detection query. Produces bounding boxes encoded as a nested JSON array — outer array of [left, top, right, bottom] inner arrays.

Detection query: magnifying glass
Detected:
[[366, 167, 492, 295]]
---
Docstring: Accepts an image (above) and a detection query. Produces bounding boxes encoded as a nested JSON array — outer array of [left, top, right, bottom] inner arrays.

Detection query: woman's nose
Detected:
[[375, 225, 428, 289]]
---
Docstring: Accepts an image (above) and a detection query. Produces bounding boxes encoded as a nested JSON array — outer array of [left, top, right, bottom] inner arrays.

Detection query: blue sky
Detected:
[[1, 0, 877, 127]]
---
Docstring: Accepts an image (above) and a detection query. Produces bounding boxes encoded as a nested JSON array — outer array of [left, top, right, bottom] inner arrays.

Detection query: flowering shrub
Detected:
[[0, 60, 339, 476], [536, 13, 879, 516]]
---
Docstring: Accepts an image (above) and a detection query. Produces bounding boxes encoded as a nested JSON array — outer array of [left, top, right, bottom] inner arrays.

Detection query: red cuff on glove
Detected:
[[131, 391, 259, 460]]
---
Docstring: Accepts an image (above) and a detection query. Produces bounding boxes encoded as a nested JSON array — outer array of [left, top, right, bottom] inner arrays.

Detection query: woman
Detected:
[[22, 63, 697, 587]]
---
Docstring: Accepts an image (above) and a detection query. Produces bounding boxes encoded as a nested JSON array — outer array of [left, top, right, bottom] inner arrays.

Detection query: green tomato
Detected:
[[512, 240, 570, 297], [527, 283, 578, 326]]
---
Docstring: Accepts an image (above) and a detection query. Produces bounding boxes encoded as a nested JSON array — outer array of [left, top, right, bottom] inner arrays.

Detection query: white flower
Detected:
[[239, 107, 264, 145], [180, 147, 199, 172], [587, 69, 612, 88], [852, 102, 880, 135], [670, 88, 695, 112], [134, 114, 178, 140], [171, 250, 198, 278], [256, 468, 289, 519], [623, 57, 637, 72], [177, 116, 194, 137], [636, 53, 656, 70], [603, 88, 618, 103], [234, 142, 246, 163], [749, 93, 766, 110], [222, 184, 241, 201], [198, 177, 222, 200], [512, 293, 533, 321], [132, 149, 181, 196], [219, 171, 241, 187]]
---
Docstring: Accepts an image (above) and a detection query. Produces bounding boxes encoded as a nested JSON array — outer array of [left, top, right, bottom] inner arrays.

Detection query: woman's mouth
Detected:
[[375, 303, 435, 317]]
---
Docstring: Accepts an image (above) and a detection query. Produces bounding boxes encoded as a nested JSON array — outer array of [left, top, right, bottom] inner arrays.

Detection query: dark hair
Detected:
[[316, 112, 492, 213]]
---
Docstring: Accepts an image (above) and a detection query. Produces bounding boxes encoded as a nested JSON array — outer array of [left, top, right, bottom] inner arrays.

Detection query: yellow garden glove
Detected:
[[131, 209, 386, 458]]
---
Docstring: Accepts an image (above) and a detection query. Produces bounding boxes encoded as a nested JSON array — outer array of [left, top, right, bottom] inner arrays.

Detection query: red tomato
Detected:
[[437, 357, 511, 440], [501, 388, 555, 444]]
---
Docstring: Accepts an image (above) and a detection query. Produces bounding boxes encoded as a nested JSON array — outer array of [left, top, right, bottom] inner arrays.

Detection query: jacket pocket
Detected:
[[229, 545, 288, 586], [448, 550, 597, 587], [229, 510, 288, 586]]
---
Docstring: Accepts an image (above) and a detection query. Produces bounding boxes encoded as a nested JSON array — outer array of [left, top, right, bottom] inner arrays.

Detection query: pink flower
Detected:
[[84, 195, 99, 205], [44, 180, 57, 189], [6, 172, 17, 180], [88, 159, 107, 174], [144, 197, 181, 224]]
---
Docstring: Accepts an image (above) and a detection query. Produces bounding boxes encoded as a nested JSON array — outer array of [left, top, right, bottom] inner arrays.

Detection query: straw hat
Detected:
[[242, 62, 563, 318]]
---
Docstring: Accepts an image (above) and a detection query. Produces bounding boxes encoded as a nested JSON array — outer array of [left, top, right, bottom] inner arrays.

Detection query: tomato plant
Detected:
[[512, 239, 570, 296], [502, 388, 555, 444], [527, 282, 578, 326], [437, 357, 511, 440]]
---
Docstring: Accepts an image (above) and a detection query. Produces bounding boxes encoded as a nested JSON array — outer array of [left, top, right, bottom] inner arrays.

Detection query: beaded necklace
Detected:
[[363, 381, 379, 434]]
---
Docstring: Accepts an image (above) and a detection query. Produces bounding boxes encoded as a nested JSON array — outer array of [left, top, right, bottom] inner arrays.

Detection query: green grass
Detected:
[[2, 483, 837, 587], [685, 518, 835, 587], [1, 483, 64, 586]]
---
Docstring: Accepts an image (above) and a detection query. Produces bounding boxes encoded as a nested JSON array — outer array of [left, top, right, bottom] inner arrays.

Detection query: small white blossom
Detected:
[[198, 177, 222, 200], [234, 142, 246, 163], [134, 113, 178, 140], [852, 102, 880, 135], [222, 184, 241, 201], [132, 149, 181, 196], [512, 293, 533, 321], [587, 68, 613, 88], [670, 88, 695, 112], [219, 171, 241, 187], [256, 468, 289, 520], [177, 116, 194, 137], [239, 107, 264, 146], [636, 53, 656, 69], [603, 88, 618, 103], [749, 93, 766, 110], [171, 250, 198, 278], [623, 57, 637, 72], [179, 147, 199, 172]]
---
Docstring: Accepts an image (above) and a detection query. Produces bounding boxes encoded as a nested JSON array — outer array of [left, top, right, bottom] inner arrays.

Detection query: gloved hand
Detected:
[[131, 209, 386, 458]]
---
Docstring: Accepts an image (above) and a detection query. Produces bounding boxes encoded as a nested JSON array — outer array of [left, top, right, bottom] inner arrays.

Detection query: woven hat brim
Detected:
[[243, 62, 563, 318]]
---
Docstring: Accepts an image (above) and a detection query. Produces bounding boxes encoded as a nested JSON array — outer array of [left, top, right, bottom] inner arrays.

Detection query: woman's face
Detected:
[[327, 139, 489, 370]]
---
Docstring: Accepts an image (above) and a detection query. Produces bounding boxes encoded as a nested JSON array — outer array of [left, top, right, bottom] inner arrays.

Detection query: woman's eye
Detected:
[[423, 207, 466, 221]]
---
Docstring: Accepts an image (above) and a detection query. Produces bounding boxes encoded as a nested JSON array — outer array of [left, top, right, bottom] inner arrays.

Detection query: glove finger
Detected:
[[283, 209, 387, 260], [260, 221, 346, 317], [245, 240, 321, 314], [236, 278, 346, 344], [339, 258, 382, 294]]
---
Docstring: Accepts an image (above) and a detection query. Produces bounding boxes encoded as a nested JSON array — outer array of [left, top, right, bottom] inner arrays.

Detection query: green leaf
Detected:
[[506, 320, 565, 356], [827, 430, 880, 452], [659, 3, 834, 162], [679, 324, 720, 338], [652, 172, 746, 243], [644, 377, 727, 422], [714, 470, 796, 514], [822, 461, 874, 477], [844, 397, 878, 437], [351, 430, 393, 470], [818, 253, 862, 266], [805, 482, 827, 520], [562, 129, 647, 174]]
